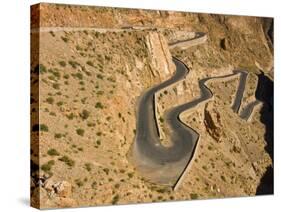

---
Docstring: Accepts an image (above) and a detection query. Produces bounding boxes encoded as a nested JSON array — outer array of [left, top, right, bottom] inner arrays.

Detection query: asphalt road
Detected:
[[132, 33, 258, 186], [133, 54, 254, 185]]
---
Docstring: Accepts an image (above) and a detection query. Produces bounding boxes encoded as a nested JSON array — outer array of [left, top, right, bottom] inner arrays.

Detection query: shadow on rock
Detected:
[[255, 71, 274, 195]]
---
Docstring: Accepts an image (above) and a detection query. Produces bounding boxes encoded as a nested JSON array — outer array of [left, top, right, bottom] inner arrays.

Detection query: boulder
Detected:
[[204, 102, 225, 142], [53, 181, 72, 198]]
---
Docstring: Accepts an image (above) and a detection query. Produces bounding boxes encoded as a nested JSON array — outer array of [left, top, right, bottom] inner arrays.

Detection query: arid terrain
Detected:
[[31, 3, 273, 209]]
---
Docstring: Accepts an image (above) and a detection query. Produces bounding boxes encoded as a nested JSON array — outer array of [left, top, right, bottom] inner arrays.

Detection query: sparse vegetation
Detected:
[[80, 109, 90, 120], [54, 133, 62, 139], [75, 179, 84, 187], [86, 61, 94, 67], [76, 128, 85, 136], [39, 124, 49, 132], [103, 168, 109, 175], [56, 101, 64, 106], [47, 148, 60, 156], [97, 74, 104, 79], [52, 83, 60, 90], [74, 72, 83, 80], [190, 193, 199, 200], [112, 194, 119, 205], [68, 60, 79, 69], [221, 175, 226, 182], [41, 160, 55, 172], [46, 97, 54, 104], [59, 61, 66, 67], [84, 163, 92, 172], [95, 102, 104, 109], [39, 64, 47, 74], [49, 31, 55, 37], [66, 113, 74, 120], [91, 181, 97, 189], [59, 155, 75, 167], [127, 172, 134, 178], [61, 36, 68, 43]]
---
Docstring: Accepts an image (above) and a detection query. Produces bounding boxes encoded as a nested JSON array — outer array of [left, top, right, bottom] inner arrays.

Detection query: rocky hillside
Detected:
[[31, 3, 273, 209]]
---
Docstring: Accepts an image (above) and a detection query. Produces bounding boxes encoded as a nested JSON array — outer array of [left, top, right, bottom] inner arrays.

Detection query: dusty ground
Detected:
[[31, 3, 273, 209]]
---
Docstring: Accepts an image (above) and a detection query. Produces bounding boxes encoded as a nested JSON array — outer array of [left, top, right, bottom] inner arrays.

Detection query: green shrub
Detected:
[[81, 97, 87, 104], [49, 31, 55, 37], [75, 179, 84, 187], [127, 172, 134, 178], [59, 155, 75, 167], [58, 61, 66, 67], [66, 113, 74, 120], [61, 36, 68, 43], [156, 188, 167, 193], [54, 133, 62, 139], [95, 102, 104, 109], [52, 83, 60, 90], [76, 128, 85, 136], [39, 64, 47, 74], [190, 193, 198, 199], [91, 181, 97, 189], [76, 45, 82, 51], [41, 160, 55, 172], [96, 90, 104, 95], [74, 72, 83, 80], [49, 111, 56, 116], [86, 61, 94, 67], [97, 74, 104, 80], [47, 148, 60, 156], [80, 109, 90, 120], [46, 97, 54, 104], [39, 124, 49, 132], [68, 61, 79, 69], [112, 195, 119, 205], [202, 165, 208, 171], [84, 163, 92, 172], [56, 101, 64, 106], [103, 168, 109, 175]]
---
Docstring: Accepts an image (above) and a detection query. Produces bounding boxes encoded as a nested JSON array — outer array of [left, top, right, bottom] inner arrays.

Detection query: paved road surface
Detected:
[[133, 56, 251, 185]]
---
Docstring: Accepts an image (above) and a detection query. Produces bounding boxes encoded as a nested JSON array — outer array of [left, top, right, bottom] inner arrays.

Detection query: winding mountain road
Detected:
[[132, 32, 260, 188]]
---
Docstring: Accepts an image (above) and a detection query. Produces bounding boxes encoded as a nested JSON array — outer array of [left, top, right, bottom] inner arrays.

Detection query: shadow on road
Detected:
[[255, 71, 274, 195]]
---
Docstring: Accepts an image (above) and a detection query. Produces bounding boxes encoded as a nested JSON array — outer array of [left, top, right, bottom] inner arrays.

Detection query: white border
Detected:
[[0, 0, 279, 211]]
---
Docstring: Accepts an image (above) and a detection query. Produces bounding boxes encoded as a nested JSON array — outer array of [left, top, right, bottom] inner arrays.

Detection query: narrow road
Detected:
[[132, 32, 259, 187]]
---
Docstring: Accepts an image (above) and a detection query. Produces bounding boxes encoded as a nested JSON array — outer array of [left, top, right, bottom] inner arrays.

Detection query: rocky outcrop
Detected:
[[40, 179, 76, 208], [53, 181, 72, 197], [43, 179, 72, 197], [145, 32, 175, 79], [204, 102, 225, 142]]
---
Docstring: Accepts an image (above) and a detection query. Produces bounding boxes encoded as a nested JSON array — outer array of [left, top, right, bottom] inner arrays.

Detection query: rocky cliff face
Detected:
[[204, 102, 225, 143], [145, 32, 175, 80]]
